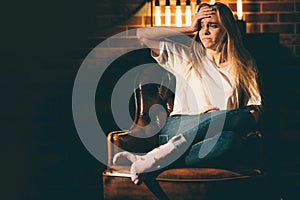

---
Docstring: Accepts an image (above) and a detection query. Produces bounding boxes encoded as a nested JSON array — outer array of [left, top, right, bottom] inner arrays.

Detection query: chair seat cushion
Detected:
[[103, 165, 263, 182], [103, 166, 265, 200], [156, 167, 262, 182]]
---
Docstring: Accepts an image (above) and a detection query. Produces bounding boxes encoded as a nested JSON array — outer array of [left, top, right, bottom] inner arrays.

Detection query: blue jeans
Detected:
[[159, 109, 257, 167]]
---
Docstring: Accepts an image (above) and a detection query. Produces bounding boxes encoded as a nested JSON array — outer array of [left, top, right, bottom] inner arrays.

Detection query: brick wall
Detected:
[[229, 0, 300, 57], [96, 0, 300, 57]]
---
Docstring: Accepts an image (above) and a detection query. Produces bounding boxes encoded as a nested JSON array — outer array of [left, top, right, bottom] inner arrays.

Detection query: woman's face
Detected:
[[199, 12, 225, 50]]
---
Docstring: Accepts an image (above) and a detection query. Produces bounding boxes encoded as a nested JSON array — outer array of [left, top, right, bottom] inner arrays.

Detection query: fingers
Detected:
[[198, 6, 215, 14], [195, 7, 216, 21], [199, 105, 220, 114], [191, 6, 215, 31]]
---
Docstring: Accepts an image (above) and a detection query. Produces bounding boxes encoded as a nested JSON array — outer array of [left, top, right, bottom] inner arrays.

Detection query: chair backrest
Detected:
[[129, 65, 176, 136]]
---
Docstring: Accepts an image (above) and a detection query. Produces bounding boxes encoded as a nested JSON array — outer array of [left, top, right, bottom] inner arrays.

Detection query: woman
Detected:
[[113, 2, 262, 185]]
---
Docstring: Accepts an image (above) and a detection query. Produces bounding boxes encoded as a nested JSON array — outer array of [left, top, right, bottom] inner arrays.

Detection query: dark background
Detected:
[[1, 1, 104, 200], [1, 1, 300, 200]]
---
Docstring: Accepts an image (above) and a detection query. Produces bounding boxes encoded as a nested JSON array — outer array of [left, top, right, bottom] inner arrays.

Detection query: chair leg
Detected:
[[144, 174, 169, 200]]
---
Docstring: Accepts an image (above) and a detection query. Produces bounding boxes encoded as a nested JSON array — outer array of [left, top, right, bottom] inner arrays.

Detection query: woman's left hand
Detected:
[[199, 105, 220, 114]]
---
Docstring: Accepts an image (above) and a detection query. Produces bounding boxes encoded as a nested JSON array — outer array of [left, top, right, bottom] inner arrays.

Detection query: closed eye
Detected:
[[208, 23, 219, 28], [200, 22, 219, 29]]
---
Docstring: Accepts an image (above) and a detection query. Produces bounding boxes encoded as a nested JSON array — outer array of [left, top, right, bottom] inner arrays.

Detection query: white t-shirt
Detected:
[[152, 41, 261, 115]]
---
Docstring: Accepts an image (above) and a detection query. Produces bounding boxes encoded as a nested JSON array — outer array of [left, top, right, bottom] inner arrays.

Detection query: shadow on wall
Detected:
[[244, 33, 300, 199]]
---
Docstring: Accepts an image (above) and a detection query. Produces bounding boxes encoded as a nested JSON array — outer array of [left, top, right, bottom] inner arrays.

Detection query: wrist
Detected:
[[188, 24, 198, 33], [182, 26, 196, 34]]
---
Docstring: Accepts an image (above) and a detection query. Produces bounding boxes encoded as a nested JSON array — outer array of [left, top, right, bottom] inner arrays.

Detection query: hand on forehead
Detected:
[[199, 4, 216, 12], [198, 5, 216, 22]]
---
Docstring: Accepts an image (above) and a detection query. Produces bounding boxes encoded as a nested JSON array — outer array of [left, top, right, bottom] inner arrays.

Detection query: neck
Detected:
[[206, 49, 227, 68]]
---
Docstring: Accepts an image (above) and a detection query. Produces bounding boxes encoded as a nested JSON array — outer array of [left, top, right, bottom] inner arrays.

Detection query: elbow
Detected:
[[136, 28, 149, 43], [136, 28, 144, 41], [136, 29, 147, 46]]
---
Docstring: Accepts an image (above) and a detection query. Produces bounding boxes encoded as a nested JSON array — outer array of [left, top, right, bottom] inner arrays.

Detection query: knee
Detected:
[[227, 109, 257, 130], [238, 109, 256, 125]]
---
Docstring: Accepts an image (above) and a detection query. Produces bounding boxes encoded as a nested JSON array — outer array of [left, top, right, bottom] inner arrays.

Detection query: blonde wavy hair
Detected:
[[191, 2, 262, 110]]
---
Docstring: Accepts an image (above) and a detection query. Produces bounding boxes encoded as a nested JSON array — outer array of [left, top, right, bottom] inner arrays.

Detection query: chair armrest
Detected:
[[242, 131, 264, 169], [107, 130, 127, 166], [107, 129, 159, 166]]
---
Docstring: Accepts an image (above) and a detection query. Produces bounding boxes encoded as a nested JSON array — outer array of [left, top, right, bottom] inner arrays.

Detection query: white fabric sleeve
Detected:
[[245, 86, 262, 107], [151, 41, 192, 74]]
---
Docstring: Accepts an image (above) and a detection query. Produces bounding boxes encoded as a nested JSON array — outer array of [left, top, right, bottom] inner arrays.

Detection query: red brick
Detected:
[[125, 16, 143, 26], [229, 3, 260, 12], [280, 14, 300, 23], [170, 5, 176, 11], [246, 14, 277, 23], [263, 24, 295, 34], [181, 5, 186, 13], [228, 3, 236, 11], [171, 16, 176, 25], [108, 37, 141, 48], [160, 15, 176, 25], [263, 3, 294, 12], [244, 3, 261, 12], [144, 16, 152, 26], [95, 48, 137, 59], [161, 16, 165, 25], [280, 35, 300, 45], [247, 24, 261, 33]]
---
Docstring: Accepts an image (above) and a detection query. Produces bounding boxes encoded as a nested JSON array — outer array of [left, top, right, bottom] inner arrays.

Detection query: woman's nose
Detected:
[[204, 27, 210, 35]]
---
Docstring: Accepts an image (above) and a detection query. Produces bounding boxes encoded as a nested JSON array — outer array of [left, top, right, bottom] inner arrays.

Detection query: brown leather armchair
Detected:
[[102, 65, 266, 200]]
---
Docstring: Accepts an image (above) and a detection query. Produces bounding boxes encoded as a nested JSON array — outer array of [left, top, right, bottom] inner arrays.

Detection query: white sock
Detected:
[[112, 142, 175, 184], [130, 142, 175, 184], [112, 151, 138, 165]]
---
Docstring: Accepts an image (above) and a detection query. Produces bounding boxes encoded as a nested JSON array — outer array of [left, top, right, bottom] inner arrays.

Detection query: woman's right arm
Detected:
[[136, 6, 214, 55], [136, 26, 195, 56]]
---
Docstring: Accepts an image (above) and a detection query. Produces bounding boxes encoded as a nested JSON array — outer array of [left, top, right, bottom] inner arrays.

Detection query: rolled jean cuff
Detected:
[[169, 134, 188, 151]]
